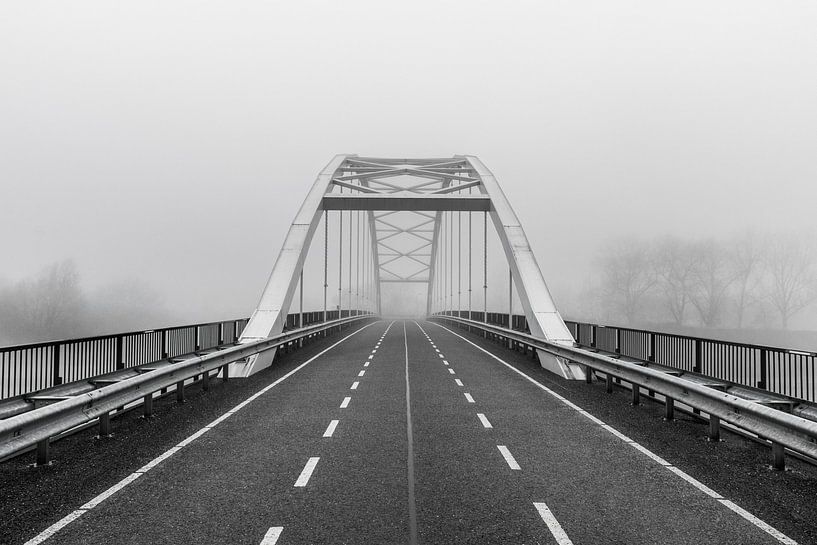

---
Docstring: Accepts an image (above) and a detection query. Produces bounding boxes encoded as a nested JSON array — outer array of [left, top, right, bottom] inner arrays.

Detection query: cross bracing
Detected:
[[232, 155, 584, 380]]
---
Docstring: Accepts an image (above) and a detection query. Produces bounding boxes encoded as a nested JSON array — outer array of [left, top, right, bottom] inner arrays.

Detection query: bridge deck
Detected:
[[4, 321, 815, 544]]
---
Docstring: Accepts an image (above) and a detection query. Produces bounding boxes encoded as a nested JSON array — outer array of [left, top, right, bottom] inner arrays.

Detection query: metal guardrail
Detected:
[[0, 315, 375, 464], [437, 311, 817, 404], [432, 314, 817, 470]]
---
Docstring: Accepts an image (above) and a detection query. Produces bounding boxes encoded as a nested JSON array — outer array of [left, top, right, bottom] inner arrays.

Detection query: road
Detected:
[[22, 320, 797, 544]]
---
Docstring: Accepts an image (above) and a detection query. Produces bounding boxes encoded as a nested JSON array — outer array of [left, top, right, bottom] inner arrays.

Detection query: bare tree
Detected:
[[688, 240, 734, 327], [599, 239, 656, 324], [763, 235, 817, 329], [729, 231, 764, 328], [652, 237, 697, 325]]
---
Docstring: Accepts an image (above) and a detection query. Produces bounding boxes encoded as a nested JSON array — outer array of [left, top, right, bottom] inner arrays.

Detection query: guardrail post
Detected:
[[771, 442, 786, 470], [585, 366, 593, 384], [758, 349, 768, 390], [708, 415, 721, 442], [143, 393, 153, 417], [52, 343, 62, 386], [115, 335, 124, 370], [202, 370, 210, 391], [222, 363, 230, 381], [606, 373, 614, 393], [98, 412, 112, 437], [631, 384, 640, 406], [176, 381, 186, 403], [36, 439, 50, 466], [664, 398, 675, 421]]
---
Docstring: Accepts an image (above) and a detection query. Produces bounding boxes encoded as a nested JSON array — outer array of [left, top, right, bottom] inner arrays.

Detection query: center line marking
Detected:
[[351, 381, 359, 390], [368, 355, 374, 359], [477, 413, 493, 428], [448, 368, 456, 374], [533, 503, 574, 545], [497, 445, 521, 470], [323, 420, 339, 437], [294, 457, 320, 487], [464, 393, 475, 403], [340, 396, 351, 408], [358, 370, 366, 377], [260, 527, 284, 545], [442, 360, 449, 365], [438, 354, 444, 358], [364, 362, 370, 367], [454, 379, 463, 386]]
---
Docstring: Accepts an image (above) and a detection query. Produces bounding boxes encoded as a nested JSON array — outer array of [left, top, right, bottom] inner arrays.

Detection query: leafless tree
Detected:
[[763, 235, 817, 329], [652, 237, 697, 325], [599, 239, 656, 324], [729, 231, 764, 328], [688, 240, 734, 327]]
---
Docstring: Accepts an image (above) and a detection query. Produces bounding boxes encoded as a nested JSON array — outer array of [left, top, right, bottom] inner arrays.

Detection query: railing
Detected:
[[0, 314, 375, 463], [562, 320, 817, 404], [0, 309, 372, 401], [431, 314, 817, 470], [437, 311, 817, 404]]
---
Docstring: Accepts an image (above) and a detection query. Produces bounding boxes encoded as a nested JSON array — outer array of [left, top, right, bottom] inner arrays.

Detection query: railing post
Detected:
[[693, 339, 702, 373], [648, 332, 656, 363], [52, 343, 62, 386], [590, 325, 596, 349], [161, 330, 168, 360], [115, 335, 124, 370], [615, 328, 621, 355], [218, 323, 224, 346], [758, 349, 768, 390], [195, 326, 201, 352]]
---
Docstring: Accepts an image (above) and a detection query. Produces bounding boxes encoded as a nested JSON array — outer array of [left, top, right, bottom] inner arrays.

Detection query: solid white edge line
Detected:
[[464, 393, 475, 403], [533, 502, 575, 545], [323, 420, 339, 438], [294, 457, 320, 487], [259, 526, 284, 545], [23, 510, 87, 545], [430, 321, 799, 545], [24, 321, 382, 545], [477, 413, 493, 429], [340, 396, 351, 408], [497, 445, 521, 470]]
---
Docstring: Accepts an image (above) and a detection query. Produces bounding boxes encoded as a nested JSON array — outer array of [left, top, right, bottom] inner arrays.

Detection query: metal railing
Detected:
[[437, 311, 817, 404], [432, 314, 817, 470], [0, 310, 378, 401], [0, 314, 375, 464]]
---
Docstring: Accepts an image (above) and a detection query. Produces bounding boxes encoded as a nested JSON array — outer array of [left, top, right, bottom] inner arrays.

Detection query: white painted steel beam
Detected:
[[322, 194, 491, 211]]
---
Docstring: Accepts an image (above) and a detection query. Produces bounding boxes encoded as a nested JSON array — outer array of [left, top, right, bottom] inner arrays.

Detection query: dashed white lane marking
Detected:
[[464, 393, 475, 403], [454, 379, 463, 387], [259, 526, 284, 545], [442, 360, 449, 365], [533, 503, 575, 545], [448, 368, 456, 375], [22, 322, 382, 545], [340, 396, 351, 408], [497, 445, 521, 470], [438, 354, 444, 358], [294, 457, 320, 487], [364, 362, 370, 367], [477, 413, 493, 429], [323, 420, 339, 438], [358, 370, 366, 377], [431, 322, 799, 545], [435, 349, 440, 353], [351, 381, 359, 390], [372, 349, 377, 354], [368, 355, 374, 360]]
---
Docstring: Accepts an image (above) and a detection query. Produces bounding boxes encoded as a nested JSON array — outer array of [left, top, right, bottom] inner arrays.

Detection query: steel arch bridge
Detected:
[[231, 155, 584, 380]]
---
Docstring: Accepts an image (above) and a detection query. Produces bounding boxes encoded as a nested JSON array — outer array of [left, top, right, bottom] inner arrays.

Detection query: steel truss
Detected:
[[232, 155, 583, 379]]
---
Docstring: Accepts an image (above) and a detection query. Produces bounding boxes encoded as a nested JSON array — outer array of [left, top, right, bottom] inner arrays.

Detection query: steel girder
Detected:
[[234, 155, 582, 380]]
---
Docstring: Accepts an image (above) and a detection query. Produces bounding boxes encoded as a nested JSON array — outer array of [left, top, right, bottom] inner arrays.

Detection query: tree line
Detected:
[[0, 260, 169, 345], [581, 232, 817, 330]]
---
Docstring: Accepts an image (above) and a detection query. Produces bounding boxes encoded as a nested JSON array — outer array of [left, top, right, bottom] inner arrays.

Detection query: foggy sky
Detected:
[[2, 1, 816, 324]]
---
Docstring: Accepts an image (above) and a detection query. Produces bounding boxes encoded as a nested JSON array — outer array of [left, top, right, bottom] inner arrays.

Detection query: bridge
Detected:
[[1, 156, 815, 544]]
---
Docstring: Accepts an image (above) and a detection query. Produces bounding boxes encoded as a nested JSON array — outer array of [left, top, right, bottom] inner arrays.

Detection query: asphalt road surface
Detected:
[[18, 320, 803, 544]]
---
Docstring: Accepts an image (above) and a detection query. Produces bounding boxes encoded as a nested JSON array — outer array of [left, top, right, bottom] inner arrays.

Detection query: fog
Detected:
[[2, 1, 816, 343]]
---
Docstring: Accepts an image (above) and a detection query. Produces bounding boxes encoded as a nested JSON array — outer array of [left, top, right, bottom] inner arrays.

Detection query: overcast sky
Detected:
[[1, 1, 816, 323]]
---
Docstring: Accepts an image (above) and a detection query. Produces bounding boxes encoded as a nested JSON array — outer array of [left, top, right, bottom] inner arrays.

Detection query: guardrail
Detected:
[[0, 310, 377, 401], [437, 311, 817, 404], [431, 314, 817, 470], [0, 314, 375, 465]]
